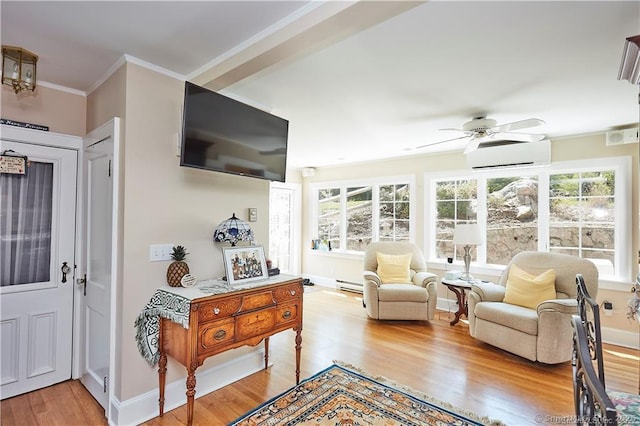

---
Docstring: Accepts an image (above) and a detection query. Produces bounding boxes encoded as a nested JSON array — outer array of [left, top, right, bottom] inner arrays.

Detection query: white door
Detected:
[[269, 182, 301, 275], [80, 120, 117, 413], [0, 141, 77, 399]]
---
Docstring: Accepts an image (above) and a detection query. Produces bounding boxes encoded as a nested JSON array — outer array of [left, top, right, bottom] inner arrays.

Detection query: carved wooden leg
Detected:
[[264, 337, 270, 370], [295, 329, 302, 384], [158, 320, 167, 417], [186, 366, 197, 426], [158, 353, 167, 416], [448, 287, 465, 326]]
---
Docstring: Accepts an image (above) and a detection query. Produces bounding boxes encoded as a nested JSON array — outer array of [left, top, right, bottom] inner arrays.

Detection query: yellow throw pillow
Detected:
[[503, 265, 557, 310], [376, 252, 412, 284]]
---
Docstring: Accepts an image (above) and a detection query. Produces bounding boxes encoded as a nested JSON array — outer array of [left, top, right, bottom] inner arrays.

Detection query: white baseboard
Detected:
[[108, 349, 265, 425], [602, 326, 640, 350], [437, 296, 640, 350], [302, 274, 338, 288]]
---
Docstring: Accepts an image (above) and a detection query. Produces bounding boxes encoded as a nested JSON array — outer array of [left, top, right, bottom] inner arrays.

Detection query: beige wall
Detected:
[[88, 63, 272, 401], [300, 134, 639, 337], [1, 84, 86, 136]]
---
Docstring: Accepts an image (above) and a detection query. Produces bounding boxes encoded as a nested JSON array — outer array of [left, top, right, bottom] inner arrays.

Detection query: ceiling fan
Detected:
[[417, 116, 546, 154]]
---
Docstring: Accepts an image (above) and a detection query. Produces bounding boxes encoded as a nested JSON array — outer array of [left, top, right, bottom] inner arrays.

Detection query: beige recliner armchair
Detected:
[[362, 242, 438, 320], [467, 251, 598, 364]]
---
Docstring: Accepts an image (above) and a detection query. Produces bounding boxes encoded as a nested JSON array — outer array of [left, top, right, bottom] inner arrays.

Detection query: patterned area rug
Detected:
[[230, 362, 503, 425]]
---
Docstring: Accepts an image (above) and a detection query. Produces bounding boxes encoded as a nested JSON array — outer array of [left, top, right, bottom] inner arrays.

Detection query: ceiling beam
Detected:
[[190, 0, 425, 91]]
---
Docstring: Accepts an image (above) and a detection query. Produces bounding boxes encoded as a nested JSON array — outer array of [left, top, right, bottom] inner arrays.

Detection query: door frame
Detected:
[[78, 118, 120, 421], [1, 120, 121, 422]]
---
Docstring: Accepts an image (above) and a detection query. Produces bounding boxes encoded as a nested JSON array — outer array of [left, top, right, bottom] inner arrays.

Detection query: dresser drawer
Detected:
[[235, 307, 276, 341], [197, 297, 242, 322], [276, 302, 299, 326], [198, 318, 235, 354], [273, 283, 301, 302], [238, 291, 276, 313]]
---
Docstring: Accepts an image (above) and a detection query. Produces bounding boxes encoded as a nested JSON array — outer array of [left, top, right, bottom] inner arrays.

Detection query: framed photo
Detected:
[[223, 245, 269, 286]]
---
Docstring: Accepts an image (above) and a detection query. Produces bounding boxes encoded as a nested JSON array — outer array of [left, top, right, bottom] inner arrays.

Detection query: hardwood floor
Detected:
[[2, 287, 638, 425]]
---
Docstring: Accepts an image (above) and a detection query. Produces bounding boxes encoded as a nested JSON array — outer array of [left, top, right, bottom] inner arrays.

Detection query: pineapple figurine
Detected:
[[167, 245, 190, 287]]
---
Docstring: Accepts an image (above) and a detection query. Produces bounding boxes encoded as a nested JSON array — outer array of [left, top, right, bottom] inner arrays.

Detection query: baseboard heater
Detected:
[[336, 279, 363, 293]]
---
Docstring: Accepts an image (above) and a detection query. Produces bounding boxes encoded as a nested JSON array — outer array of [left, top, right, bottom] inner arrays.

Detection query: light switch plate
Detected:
[[150, 244, 174, 262], [248, 207, 257, 222]]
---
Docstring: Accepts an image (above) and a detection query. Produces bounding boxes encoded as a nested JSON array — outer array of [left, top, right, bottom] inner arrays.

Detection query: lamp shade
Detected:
[[453, 223, 483, 246], [213, 213, 253, 246]]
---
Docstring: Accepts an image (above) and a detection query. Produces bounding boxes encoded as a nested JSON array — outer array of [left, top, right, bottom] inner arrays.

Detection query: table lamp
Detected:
[[453, 223, 483, 281], [213, 213, 254, 246]]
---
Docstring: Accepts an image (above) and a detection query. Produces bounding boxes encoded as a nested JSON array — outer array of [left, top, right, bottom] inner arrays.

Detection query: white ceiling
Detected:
[[2, 1, 639, 169]]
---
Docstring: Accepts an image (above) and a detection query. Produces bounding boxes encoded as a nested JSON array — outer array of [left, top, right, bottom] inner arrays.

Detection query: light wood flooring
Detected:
[[2, 287, 638, 425]]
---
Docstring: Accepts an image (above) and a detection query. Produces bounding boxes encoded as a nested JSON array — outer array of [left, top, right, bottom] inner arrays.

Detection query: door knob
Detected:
[[61, 262, 71, 283]]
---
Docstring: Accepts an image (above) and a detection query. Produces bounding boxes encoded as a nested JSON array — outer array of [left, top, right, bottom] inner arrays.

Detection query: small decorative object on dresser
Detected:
[[167, 245, 189, 287]]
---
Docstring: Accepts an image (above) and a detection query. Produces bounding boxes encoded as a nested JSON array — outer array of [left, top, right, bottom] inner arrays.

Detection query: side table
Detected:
[[441, 278, 473, 326]]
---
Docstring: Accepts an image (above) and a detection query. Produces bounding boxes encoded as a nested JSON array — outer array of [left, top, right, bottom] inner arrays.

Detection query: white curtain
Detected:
[[0, 162, 53, 286]]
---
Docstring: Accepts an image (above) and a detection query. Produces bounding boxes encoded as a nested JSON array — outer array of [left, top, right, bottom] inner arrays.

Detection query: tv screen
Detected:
[[180, 81, 289, 182]]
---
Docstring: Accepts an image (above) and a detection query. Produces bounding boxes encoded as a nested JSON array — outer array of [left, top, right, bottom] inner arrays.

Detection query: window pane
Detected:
[[318, 188, 341, 250], [435, 179, 478, 261], [437, 201, 455, 220], [1, 162, 53, 286], [549, 170, 616, 276], [550, 173, 579, 196], [486, 177, 538, 265], [346, 186, 372, 251], [377, 184, 410, 243], [550, 225, 580, 247]]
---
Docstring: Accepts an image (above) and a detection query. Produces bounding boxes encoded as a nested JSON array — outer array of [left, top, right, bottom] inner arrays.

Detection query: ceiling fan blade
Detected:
[[463, 136, 484, 154], [416, 135, 469, 149], [491, 132, 545, 142], [494, 118, 545, 132]]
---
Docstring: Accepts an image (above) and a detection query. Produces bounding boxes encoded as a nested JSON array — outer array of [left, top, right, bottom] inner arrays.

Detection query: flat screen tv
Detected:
[[180, 81, 289, 182]]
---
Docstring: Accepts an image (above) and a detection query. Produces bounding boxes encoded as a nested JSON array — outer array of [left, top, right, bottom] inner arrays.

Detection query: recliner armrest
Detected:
[[470, 281, 505, 302], [413, 271, 437, 288], [537, 298, 577, 315], [363, 271, 382, 287]]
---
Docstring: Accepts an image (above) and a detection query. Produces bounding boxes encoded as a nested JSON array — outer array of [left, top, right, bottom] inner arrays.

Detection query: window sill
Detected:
[[307, 249, 364, 260], [426, 260, 634, 292]]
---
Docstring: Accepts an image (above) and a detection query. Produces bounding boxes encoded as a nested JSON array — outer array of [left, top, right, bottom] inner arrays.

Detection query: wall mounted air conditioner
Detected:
[[605, 127, 638, 146], [466, 139, 551, 170]]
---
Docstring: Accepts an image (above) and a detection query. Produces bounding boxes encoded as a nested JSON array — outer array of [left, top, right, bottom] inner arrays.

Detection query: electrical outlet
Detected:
[[150, 244, 174, 262]]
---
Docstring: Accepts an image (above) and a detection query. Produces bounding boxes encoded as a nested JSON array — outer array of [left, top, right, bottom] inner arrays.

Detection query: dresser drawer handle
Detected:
[[282, 310, 292, 319], [289, 289, 296, 296], [213, 307, 220, 315], [214, 330, 226, 340]]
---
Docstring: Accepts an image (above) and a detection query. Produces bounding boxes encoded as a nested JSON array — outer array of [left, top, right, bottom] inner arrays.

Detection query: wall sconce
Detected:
[[2, 45, 38, 93], [618, 35, 640, 84], [213, 213, 254, 246]]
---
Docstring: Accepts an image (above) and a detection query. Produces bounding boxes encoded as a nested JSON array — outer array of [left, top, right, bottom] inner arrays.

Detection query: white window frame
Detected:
[[309, 175, 416, 255], [424, 156, 632, 285]]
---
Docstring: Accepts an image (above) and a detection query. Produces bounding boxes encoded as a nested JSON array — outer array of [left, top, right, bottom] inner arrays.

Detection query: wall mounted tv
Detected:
[[180, 81, 289, 182]]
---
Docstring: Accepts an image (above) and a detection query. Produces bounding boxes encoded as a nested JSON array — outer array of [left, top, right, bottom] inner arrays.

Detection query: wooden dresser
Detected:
[[157, 275, 303, 425]]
